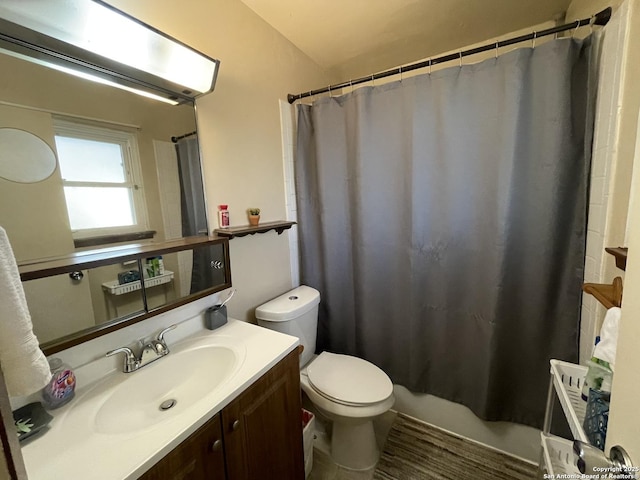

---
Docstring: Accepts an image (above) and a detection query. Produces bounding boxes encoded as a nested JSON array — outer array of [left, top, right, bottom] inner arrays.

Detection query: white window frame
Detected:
[[53, 118, 149, 239]]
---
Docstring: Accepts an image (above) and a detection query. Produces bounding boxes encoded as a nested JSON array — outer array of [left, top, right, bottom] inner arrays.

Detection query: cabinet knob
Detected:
[[211, 439, 222, 452], [232, 420, 240, 431]]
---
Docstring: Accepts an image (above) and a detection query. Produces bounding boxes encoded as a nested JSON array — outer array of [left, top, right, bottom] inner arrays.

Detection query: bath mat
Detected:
[[373, 414, 537, 480]]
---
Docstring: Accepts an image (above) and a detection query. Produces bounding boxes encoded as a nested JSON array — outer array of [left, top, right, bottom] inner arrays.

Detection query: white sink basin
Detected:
[[64, 338, 245, 436], [22, 320, 298, 480]]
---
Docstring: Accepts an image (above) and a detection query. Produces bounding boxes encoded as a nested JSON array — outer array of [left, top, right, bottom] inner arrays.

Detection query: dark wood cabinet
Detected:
[[139, 348, 304, 480], [222, 348, 304, 480], [139, 413, 225, 480]]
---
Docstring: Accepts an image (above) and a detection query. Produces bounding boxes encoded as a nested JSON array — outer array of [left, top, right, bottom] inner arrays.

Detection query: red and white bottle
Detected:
[[218, 204, 230, 228]]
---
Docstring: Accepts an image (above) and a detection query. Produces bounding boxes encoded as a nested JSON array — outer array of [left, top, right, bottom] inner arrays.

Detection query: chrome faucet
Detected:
[[106, 324, 177, 373]]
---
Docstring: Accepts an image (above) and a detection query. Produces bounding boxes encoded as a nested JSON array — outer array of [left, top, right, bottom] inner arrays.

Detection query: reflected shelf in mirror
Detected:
[[20, 236, 231, 356], [18, 236, 224, 281]]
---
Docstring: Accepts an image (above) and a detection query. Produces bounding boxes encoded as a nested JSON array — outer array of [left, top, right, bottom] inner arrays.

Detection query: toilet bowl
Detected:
[[301, 352, 394, 470], [256, 286, 395, 470]]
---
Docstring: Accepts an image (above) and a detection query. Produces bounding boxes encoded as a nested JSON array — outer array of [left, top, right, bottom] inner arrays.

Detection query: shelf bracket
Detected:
[[605, 247, 628, 271], [582, 276, 623, 309]]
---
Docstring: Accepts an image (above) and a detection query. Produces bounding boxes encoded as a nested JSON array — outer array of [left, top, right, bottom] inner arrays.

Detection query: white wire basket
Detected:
[[541, 433, 581, 476], [102, 271, 174, 295], [550, 359, 588, 442]]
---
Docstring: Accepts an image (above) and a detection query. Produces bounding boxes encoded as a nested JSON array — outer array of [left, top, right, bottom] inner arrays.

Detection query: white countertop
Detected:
[[21, 320, 299, 480]]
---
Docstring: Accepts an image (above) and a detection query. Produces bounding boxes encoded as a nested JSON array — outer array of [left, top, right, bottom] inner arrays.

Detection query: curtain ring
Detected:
[[459, 51, 462, 68], [328, 85, 332, 98], [495, 41, 499, 59], [399, 65, 403, 82], [532, 31, 537, 49], [428, 58, 432, 75], [350, 80, 353, 93], [371, 74, 375, 86], [572, 22, 580, 37]]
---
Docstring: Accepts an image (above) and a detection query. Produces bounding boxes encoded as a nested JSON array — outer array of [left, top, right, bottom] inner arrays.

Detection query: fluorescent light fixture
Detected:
[[0, 46, 180, 106], [0, 0, 219, 104]]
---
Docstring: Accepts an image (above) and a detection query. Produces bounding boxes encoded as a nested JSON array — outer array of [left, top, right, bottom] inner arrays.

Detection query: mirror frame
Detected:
[[19, 236, 231, 356]]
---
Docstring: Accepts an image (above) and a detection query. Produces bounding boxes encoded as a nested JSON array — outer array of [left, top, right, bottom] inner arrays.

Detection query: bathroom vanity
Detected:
[[140, 347, 304, 480], [19, 320, 305, 480]]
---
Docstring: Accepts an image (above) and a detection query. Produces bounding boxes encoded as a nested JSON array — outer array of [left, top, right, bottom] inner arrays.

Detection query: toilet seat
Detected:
[[306, 352, 393, 407]]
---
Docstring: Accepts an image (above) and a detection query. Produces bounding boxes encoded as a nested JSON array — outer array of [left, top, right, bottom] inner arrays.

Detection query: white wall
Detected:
[[568, 0, 640, 459], [607, 62, 640, 462], [572, 1, 631, 365], [564, 0, 638, 364], [566, 0, 624, 20], [279, 100, 300, 287], [105, 0, 331, 322]]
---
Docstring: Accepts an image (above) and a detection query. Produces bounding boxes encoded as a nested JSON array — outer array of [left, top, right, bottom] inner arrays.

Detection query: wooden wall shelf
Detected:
[[214, 221, 296, 239], [582, 276, 623, 309], [605, 247, 628, 271]]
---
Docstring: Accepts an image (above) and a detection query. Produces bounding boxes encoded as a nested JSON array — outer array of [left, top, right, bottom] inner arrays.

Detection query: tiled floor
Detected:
[[307, 410, 537, 480], [307, 409, 397, 480]]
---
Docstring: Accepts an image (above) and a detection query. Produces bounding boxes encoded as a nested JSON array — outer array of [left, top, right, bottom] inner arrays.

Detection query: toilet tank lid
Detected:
[[255, 285, 320, 322]]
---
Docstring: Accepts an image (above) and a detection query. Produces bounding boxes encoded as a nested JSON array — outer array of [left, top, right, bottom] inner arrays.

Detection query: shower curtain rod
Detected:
[[171, 130, 197, 143], [287, 6, 611, 104]]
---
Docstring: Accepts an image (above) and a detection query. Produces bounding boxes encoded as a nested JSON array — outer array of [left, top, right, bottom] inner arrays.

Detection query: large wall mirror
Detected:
[[21, 242, 229, 352], [0, 50, 208, 262], [0, 36, 218, 353]]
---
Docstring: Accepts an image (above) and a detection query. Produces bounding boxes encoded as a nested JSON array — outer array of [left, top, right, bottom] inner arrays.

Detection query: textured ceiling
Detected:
[[239, 0, 572, 80]]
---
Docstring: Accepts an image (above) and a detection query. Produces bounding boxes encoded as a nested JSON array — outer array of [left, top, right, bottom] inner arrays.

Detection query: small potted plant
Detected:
[[248, 208, 261, 226]]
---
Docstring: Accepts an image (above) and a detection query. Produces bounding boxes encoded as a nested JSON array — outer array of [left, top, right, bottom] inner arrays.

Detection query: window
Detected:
[[54, 119, 148, 239]]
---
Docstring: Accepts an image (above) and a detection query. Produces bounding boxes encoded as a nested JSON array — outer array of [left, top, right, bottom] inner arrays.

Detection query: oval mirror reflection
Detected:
[[0, 128, 57, 183]]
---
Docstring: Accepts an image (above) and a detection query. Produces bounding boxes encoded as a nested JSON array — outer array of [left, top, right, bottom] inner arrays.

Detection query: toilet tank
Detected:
[[255, 285, 320, 367]]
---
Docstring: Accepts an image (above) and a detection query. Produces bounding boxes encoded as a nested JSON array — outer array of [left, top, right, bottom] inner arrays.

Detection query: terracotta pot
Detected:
[[249, 215, 260, 226]]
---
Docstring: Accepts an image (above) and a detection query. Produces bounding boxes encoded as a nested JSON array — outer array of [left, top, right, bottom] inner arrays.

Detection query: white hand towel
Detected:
[[0, 226, 51, 396], [593, 306, 621, 371]]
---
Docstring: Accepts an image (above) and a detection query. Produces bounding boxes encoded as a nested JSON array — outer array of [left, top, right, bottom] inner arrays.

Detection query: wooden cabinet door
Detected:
[[222, 349, 304, 480], [139, 413, 226, 480]]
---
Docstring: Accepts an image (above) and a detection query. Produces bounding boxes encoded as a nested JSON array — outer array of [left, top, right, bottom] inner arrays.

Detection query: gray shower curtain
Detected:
[[175, 137, 210, 293], [295, 37, 598, 427], [176, 137, 207, 237]]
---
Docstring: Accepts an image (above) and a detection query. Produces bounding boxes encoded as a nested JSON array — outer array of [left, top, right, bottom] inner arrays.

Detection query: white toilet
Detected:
[[256, 285, 394, 470]]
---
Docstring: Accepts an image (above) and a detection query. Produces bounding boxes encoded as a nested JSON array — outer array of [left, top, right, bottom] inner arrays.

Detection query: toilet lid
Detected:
[[306, 352, 393, 405]]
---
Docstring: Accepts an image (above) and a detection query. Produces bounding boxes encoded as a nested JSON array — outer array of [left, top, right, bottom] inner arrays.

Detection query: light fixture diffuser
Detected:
[[0, 0, 220, 104]]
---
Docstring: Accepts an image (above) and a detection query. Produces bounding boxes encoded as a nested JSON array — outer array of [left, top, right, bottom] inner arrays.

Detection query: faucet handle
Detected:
[[157, 324, 177, 346], [106, 347, 138, 373]]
